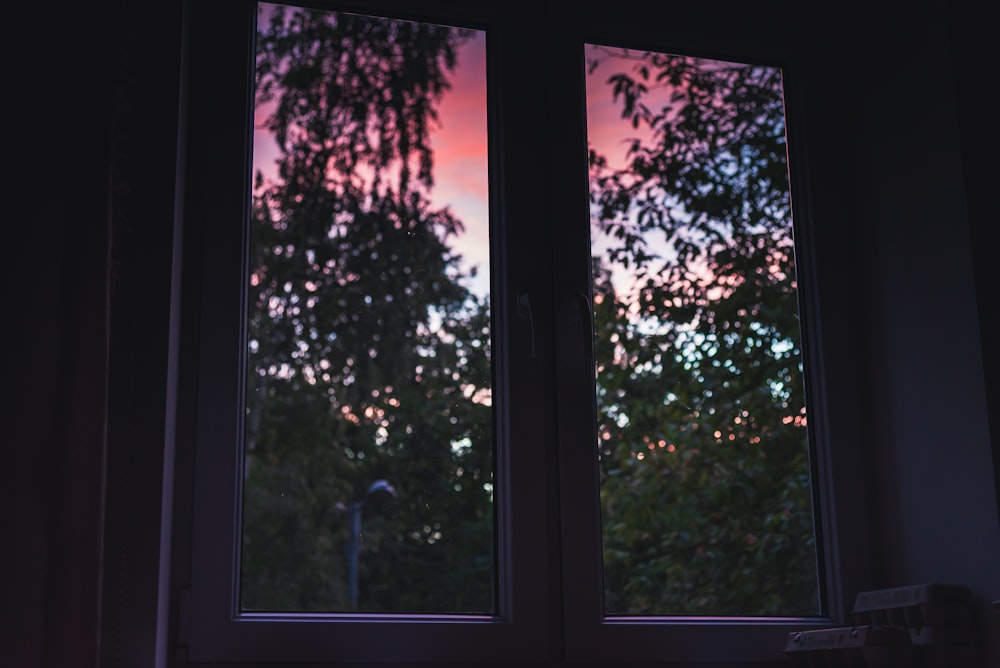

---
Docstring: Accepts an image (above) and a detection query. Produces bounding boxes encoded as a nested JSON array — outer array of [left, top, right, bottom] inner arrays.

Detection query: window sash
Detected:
[[549, 4, 870, 661], [184, 1, 556, 662]]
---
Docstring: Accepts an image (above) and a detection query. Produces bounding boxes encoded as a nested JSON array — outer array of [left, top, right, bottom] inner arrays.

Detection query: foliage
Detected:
[[242, 4, 492, 613], [240, 5, 821, 619], [588, 47, 819, 615]]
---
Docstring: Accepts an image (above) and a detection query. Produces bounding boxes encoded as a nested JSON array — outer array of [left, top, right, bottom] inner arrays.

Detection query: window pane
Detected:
[[585, 45, 821, 616], [241, 3, 492, 614]]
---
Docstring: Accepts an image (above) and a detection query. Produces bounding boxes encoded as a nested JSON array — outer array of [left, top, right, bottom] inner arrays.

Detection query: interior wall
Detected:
[[841, 2, 1000, 665]]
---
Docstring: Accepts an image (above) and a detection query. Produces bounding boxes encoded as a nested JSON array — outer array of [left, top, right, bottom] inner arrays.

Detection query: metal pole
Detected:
[[345, 500, 363, 610], [344, 480, 396, 611]]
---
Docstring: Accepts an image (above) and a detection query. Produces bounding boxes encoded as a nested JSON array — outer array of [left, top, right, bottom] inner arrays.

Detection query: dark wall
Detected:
[[951, 0, 1000, 534], [842, 3, 1000, 664]]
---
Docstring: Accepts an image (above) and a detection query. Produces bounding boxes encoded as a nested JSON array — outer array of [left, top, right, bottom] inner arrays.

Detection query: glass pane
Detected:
[[241, 3, 493, 614], [586, 44, 821, 616]]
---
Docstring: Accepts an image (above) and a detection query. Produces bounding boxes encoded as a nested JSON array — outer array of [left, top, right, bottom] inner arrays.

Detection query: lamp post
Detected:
[[345, 479, 397, 610]]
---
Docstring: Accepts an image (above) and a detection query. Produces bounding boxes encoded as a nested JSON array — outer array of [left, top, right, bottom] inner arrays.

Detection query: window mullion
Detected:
[[489, 5, 560, 652], [542, 4, 609, 647]]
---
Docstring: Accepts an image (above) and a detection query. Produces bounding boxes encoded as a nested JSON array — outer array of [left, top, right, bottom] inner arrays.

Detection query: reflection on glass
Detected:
[[241, 2, 492, 614], [585, 44, 821, 616]]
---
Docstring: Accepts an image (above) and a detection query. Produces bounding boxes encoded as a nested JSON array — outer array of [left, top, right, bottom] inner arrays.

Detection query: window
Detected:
[[242, 3, 495, 616], [175, 0, 870, 664], [586, 44, 820, 618]]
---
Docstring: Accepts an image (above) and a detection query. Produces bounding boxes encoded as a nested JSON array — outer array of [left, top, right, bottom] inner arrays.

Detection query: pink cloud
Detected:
[[427, 31, 491, 295]]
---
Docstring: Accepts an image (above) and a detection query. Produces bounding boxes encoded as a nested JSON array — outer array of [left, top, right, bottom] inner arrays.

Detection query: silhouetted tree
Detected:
[[241, 4, 492, 613], [588, 48, 819, 616], [240, 9, 820, 618]]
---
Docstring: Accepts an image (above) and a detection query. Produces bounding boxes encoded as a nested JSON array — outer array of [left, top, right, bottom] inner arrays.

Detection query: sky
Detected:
[[423, 30, 490, 298], [424, 39, 657, 299], [250, 14, 493, 297], [248, 10, 656, 301], [427, 40, 677, 300]]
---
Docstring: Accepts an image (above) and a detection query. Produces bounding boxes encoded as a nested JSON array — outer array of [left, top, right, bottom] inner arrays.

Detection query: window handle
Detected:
[[517, 289, 536, 359], [577, 293, 593, 361]]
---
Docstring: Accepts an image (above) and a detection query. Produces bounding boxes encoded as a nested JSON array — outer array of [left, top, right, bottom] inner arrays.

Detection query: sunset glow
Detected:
[[427, 31, 490, 297]]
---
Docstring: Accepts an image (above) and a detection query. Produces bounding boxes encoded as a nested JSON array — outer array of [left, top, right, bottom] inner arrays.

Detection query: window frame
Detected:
[[180, 0, 559, 662], [173, 0, 873, 664], [546, 4, 873, 662]]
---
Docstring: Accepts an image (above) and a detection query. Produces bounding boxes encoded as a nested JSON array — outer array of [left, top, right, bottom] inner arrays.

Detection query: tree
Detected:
[[241, 4, 492, 613], [239, 8, 820, 618], [587, 47, 819, 616]]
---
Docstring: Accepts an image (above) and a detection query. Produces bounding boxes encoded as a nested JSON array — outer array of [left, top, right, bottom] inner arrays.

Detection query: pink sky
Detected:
[[585, 44, 674, 297], [426, 31, 490, 297], [249, 15, 642, 301], [431, 41, 671, 299], [585, 44, 658, 171], [431, 40, 646, 298], [250, 14, 493, 297]]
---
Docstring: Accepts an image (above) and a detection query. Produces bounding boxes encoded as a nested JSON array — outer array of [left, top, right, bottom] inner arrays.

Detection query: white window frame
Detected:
[[174, 0, 873, 664]]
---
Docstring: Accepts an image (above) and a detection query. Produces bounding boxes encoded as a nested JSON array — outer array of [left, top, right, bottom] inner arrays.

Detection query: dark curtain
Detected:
[[1, 3, 115, 666], [1, 0, 181, 665]]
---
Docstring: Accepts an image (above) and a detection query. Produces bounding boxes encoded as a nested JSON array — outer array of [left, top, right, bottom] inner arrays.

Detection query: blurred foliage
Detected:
[[588, 47, 819, 615], [242, 4, 491, 613], [241, 4, 820, 618]]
